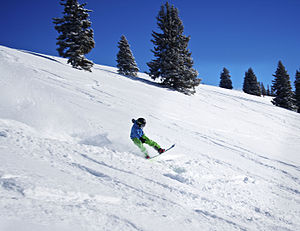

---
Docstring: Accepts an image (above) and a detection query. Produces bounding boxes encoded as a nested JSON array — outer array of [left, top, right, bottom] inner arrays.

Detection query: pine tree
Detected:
[[147, 2, 200, 94], [260, 82, 267, 96], [116, 35, 139, 77], [271, 86, 275, 96], [243, 68, 261, 96], [294, 70, 300, 113], [267, 84, 271, 96], [53, 0, 95, 71], [219, 67, 233, 89], [271, 61, 295, 110]]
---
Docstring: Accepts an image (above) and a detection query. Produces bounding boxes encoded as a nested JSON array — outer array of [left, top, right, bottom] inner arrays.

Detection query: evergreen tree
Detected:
[[294, 70, 300, 113], [267, 84, 271, 96], [260, 82, 267, 96], [147, 2, 200, 94], [243, 68, 261, 96], [53, 0, 95, 71], [116, 35, 139, 77], [271, 61, 295, 110], [219, 67, 233, 89], [270, 86, 275, 97]]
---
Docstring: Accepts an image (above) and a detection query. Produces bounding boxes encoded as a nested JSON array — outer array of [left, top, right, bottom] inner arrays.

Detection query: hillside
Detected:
[[0, 45, 300, 231]]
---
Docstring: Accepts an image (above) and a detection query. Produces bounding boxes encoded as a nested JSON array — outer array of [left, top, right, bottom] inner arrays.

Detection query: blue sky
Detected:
[[1, 0, 299, 89]]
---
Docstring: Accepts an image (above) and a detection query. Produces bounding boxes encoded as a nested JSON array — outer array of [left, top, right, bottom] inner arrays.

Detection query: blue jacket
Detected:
[[130, 121, 144, 139]]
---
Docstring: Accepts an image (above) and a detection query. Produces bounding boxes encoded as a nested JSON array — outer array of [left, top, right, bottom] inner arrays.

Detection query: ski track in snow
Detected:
[[1, 46, 300, 230]]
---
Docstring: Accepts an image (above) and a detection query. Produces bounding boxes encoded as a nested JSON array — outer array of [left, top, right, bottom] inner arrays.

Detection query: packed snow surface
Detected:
[[0, 45, 300, 230]]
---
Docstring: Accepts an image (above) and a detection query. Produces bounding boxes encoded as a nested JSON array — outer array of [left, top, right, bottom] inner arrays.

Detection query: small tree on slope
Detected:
[[243, 68, 261, 96], [271, 61, 295, 110], [260, 82, 267, 96], [294, 70, 300, 113], [147, 2, 200, 94], [219, 67, 233, 89], [53, 0, 95, 71], [116, 35, 139, 77], [266, 85, 271, 96]]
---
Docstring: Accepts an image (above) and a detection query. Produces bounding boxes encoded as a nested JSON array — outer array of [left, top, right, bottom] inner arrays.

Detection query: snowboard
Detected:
[[148, 144, 175, 159]]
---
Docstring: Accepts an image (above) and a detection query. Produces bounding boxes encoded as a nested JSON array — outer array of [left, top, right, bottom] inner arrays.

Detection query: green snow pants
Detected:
[[132, 135, 160, 157]]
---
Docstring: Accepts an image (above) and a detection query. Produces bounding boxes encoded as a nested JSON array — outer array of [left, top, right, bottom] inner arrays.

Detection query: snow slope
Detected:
[[0, 45, 300, 231]]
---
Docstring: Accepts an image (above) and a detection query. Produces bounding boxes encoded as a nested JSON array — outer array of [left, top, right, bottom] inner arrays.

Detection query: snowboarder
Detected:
[[130, 118, 165, 159]]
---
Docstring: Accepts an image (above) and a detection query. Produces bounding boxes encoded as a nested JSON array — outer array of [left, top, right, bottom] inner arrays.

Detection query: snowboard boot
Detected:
[[158, 148, 165, 154]]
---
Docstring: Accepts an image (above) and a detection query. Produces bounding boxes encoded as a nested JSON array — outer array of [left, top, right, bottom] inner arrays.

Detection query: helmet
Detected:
[[136, 118, 146, 128]]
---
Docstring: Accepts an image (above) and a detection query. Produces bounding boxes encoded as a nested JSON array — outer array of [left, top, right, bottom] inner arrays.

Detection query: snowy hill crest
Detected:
[[0, 45, 300, 231]]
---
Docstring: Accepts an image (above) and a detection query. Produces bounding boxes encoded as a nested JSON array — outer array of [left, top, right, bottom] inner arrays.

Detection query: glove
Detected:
[[140, 136, 146, 143]]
